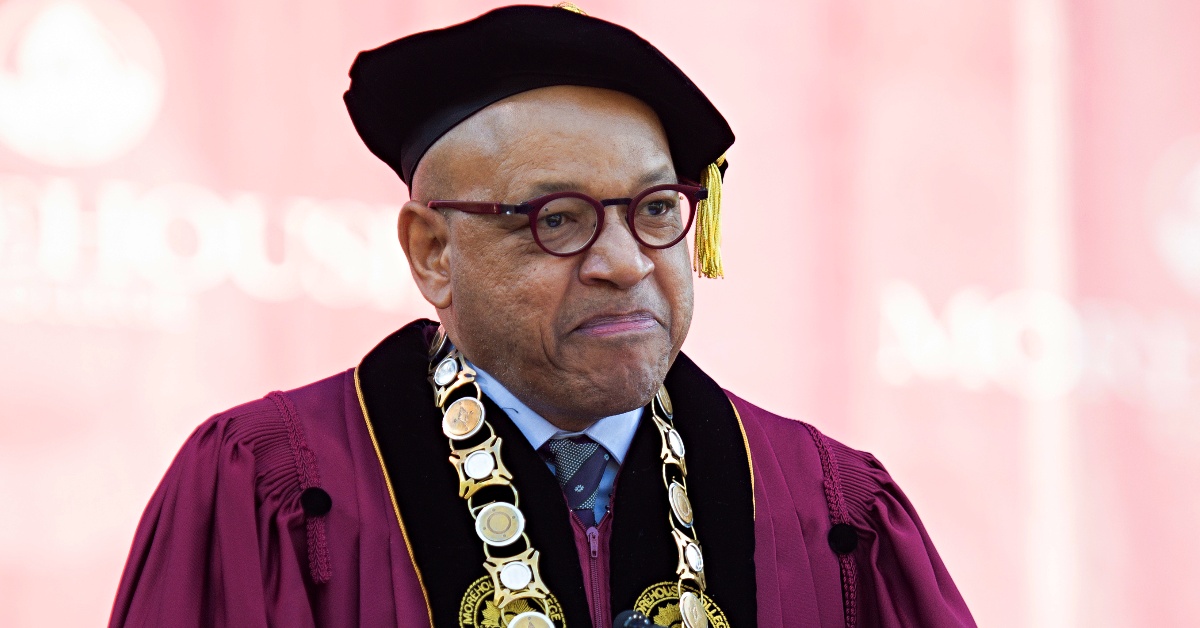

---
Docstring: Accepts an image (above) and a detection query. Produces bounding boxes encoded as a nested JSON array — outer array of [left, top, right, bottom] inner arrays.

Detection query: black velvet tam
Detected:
[[343, 5, 734, 187]]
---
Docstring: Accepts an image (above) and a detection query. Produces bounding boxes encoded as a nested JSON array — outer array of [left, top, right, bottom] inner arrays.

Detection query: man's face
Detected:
[[410, 86, 694, 430]]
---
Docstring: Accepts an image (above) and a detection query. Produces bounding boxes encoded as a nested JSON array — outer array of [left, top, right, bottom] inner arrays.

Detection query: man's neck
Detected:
[[468, 361, 642, 464]]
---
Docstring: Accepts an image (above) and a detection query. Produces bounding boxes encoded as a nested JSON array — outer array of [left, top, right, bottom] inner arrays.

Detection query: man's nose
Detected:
[[578, 205, 654, 288]]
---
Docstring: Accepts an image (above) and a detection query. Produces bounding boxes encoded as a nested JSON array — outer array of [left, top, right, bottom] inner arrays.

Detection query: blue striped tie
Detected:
[[542, 436, 610, 527]]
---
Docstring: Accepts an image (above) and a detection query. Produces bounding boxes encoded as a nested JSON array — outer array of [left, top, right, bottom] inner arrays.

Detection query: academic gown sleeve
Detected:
[[829, 439, 976, 628], [109, 395, 319, 628]]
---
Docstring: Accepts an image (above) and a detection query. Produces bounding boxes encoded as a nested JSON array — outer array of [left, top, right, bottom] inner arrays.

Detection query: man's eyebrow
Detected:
[[523, 180, 584, 199], [520, 166, 679, 201], [636, 165, 678, 188]]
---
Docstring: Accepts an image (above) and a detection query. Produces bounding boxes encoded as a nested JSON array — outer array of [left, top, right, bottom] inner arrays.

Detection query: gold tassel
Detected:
[[694, 155, 725, 278], [554, 3, 588, 15]]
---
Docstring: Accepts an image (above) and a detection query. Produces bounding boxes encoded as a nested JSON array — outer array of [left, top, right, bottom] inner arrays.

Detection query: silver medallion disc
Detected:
[[442, 397, 485, 440], [499, 560, 533, 590], [667, 428, 686, 459], [684, 542, 705, 573], [464, 451, 496, 480], [475, 502, 525, 547], [433, 357, 459, 386], [679, 591, 708, 628], [508, 611, 554, 628]]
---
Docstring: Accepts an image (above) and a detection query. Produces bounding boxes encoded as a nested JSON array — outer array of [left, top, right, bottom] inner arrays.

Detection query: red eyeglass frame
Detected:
[[427, 183, 707, 257]]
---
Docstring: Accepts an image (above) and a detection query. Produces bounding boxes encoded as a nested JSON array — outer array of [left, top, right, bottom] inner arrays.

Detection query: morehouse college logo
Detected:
[[0, 0, 412, 330], [0, 0, 164, 167]]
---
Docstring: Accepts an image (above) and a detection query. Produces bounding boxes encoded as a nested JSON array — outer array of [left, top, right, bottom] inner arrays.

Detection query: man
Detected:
[[110, 5, 974, 628]]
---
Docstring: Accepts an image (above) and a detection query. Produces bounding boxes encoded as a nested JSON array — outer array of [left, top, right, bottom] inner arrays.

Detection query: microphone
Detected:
[[613, 610, 667, 628]]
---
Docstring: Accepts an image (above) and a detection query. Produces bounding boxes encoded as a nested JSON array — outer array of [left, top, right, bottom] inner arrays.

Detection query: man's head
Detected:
[[399, 86, 693, 431], [343, 5, 734, 429]]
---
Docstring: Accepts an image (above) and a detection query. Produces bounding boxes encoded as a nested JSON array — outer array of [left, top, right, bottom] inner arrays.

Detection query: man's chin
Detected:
[[551, 337, 671, 402]]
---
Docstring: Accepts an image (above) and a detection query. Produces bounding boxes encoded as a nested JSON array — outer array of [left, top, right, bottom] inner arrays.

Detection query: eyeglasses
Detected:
[[428, 183, 707, 257]]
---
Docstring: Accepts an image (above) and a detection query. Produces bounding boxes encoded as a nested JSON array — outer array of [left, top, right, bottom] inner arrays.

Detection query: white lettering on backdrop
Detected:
[[878, 280, 1200, 437], [0, 173, 412, 330]]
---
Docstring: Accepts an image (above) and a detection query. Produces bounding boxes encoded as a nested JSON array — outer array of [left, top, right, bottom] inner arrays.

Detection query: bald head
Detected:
[[410, 86, 671, 204]]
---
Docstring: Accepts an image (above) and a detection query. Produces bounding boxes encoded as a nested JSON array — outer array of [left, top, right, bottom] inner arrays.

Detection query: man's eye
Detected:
[[639, 197, 678, 217], [542, 213, 566, 228], [645, 201, 668, 216]]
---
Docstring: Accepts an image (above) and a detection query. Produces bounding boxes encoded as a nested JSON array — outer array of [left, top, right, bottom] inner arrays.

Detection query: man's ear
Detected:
[[398, 200, 453, 309]]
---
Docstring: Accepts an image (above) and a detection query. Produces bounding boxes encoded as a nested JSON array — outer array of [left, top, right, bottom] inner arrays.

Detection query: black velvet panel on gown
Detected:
[[357, 320, 755, 626]]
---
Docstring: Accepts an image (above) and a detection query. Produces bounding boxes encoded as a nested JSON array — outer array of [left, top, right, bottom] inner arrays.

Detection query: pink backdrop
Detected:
[[2, 1, 1197, 626]]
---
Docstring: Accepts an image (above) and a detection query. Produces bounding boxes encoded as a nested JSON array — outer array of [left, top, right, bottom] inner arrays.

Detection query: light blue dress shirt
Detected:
[[470, 362, 642, 526]]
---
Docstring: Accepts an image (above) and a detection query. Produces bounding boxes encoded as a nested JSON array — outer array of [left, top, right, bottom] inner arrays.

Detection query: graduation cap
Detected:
[[344, 3, 734, 277]]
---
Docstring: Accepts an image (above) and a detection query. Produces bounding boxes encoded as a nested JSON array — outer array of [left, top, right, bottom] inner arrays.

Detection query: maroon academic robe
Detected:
[[110, 321, 974, 627]]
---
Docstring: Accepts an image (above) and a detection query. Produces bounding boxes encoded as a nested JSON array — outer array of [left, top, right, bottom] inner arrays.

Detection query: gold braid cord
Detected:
[[428, 327, 711, 628], [695, 157, 725, 279]]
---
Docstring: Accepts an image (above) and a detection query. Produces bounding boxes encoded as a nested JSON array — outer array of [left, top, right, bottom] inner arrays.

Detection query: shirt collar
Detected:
[[469, 361, 641, 464]]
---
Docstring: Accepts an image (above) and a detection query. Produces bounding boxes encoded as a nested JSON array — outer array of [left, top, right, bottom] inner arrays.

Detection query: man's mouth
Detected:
[[574, 311, 659, 336]]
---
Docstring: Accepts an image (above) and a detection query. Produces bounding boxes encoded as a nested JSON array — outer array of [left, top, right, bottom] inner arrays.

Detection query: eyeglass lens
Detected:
[[533, 189, 695, 255]]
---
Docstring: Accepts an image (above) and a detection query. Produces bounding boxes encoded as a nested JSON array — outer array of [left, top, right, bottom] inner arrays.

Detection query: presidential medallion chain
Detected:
[[651, 383, 710, 628], [427, 326, 711, 628]]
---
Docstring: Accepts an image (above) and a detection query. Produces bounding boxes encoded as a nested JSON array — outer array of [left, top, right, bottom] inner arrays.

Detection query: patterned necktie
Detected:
[[542, 435, 610, 527]]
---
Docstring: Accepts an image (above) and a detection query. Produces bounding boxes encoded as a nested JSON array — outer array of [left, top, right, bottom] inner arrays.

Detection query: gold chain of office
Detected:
[[426, 327, 710, 628]]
